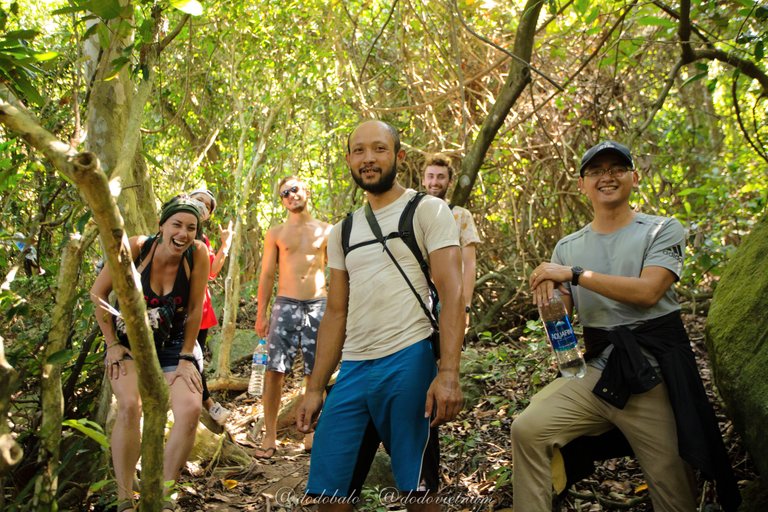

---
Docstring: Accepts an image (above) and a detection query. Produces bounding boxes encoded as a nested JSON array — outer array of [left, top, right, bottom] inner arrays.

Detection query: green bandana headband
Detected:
[[159, 197, 202, 226]]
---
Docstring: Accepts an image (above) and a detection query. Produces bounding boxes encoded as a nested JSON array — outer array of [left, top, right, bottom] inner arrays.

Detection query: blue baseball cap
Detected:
[[579, 140, 634, 176]]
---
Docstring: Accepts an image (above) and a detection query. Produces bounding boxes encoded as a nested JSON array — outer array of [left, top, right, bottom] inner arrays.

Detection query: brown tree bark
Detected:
[[452, 0, 545, 206], [33, 230, 95, 510], [0, 85, 169, 511], [0, 336, 22, 478]]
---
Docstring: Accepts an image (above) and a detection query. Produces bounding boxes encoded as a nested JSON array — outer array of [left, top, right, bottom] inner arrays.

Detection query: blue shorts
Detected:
[[306, 339, 440, 500], [267, 296, 326, 375]]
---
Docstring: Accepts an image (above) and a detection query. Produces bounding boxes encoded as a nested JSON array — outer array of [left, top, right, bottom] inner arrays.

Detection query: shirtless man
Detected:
[[254, 176, 332, 458]]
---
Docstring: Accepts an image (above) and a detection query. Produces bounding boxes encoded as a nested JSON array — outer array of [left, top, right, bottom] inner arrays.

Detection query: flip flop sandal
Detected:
[[254, 446, 277, 459]]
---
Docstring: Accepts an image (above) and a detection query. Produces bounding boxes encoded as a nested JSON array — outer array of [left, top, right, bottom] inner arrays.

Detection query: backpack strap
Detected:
[[398, 192, 430, 283], [341, 213, 353, 257], [363, 196, 439, 331], [136, 234, 157, 267]]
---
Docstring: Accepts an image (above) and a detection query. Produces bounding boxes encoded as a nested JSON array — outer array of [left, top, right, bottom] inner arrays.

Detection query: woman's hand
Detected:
[[219, 221, 233, 252], [171, 358, 202, 393], [105, 344, 132, 380]]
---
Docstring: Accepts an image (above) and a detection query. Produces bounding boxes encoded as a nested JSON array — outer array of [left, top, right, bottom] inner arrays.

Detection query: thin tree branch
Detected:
[[732, 75, 768, 165], [453, 0, 563, 91], [633, 58, 685, 141], [359, 0, 399, 83]]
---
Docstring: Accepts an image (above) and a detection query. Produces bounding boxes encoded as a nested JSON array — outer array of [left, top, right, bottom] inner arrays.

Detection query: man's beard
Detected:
[[351, 161, 397, 194], [429, 187, 448, 200], [287, 202, 306, 214]]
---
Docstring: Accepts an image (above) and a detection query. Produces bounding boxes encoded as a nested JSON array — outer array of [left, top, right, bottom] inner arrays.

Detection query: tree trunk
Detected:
[[0, 336, 22, 478], [214, 101, 285, 381], [451, 0, 545, 206], [82, 16, 155, 236], [33, 231, 95, 510], [0, 87, 169, 511]]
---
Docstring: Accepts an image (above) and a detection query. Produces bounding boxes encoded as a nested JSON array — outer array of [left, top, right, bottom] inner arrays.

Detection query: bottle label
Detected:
[[544, 317, 578, 352], [253, 353, 268, 365]]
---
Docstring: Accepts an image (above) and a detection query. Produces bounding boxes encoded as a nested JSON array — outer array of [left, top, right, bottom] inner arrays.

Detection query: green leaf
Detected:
[[573, 0, 589, 15], [33, 51, 59, 62], [89, 479, 112, 493], [51, 5, 84, 15], [677, 187, 706, 196], [96, 22, 111, 50], [680, 71, 707, 88], [3, 29, 39, 40], [11, 71, 44, 106], [110, 55, 130, 72], [62, 418, 109, 449], [636, 16, 676, 29], [84, 0, 123, 20], [170, 0, 203, 16], [755, 40, 764, 61], [46, 349, 75, 365]]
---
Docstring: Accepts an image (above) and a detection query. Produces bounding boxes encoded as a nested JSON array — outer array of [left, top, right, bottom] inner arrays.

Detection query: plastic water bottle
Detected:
[[248, 339, 268, 396], [539, 291, 586, 378]]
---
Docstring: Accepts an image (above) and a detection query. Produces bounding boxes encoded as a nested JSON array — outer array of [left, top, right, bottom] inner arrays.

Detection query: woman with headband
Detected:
[[90, 195, 210, 512]]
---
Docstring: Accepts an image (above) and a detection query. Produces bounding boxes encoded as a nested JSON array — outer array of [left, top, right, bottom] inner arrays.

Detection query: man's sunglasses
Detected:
[[279, 186, 300, 198]]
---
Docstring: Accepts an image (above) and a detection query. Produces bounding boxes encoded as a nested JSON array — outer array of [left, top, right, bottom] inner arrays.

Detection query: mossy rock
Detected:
[[706, 211, 768, 478], [363, 449, 397, 489]]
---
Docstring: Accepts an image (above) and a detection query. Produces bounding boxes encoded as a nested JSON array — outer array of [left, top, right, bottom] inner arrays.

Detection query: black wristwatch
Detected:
[[465, 306, 471, 313], [571, 266, 584, 286], [178, 353, 196, 363]]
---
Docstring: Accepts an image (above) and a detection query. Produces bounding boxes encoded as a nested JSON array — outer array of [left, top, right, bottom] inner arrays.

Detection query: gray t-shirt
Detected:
[[552, 213, 686, 368], [328, 189, 459, 360]]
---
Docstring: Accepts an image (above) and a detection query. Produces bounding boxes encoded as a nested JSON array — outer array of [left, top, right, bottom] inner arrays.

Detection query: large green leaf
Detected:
[[84, 0, 123, 20], [636, 15, 676, 29], [46, 349, 75, 365], [3, 29, 39, 40], [62, 419, 109, 449], [170, 0, 203, 16]]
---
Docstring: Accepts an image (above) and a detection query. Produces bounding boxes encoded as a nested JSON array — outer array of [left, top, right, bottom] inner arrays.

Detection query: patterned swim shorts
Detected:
[[266, 296, 326, 374]]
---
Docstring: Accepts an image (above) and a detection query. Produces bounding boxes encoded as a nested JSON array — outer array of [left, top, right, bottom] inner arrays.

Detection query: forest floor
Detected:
[[172, 313, 757, 512]]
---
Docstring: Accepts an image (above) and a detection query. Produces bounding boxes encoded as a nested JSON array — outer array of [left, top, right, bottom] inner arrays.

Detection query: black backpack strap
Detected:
[[341, 213, 353, 257], [399, 192, 440, 327], [363, 198, 438, 331], [137, 234, 157, 266], [399, 192, 430, 283]]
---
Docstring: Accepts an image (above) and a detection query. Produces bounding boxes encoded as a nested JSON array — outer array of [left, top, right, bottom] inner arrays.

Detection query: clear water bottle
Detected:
[[248, 339, 268, 396], [539, 291, 586, 378]]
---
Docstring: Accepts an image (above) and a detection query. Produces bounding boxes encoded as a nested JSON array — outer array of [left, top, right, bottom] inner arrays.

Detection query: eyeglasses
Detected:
[[583, 166, 632, 178], [279, 186, 300, 198]]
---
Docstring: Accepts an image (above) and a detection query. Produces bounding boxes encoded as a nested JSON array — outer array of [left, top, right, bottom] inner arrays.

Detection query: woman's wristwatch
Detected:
[[178, 353, 196, 363]]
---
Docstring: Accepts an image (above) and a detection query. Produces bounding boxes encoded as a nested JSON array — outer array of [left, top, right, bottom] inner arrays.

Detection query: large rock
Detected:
[[706, 212, 768, 478]]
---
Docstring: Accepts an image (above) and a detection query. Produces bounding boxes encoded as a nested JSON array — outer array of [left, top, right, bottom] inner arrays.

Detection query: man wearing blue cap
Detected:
[[512, 141, 740, 511]]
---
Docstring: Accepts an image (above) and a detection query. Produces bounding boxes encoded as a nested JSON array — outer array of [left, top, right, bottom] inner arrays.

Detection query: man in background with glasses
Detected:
[[513, 141, 740, 511], [254, 176, 332, 458]]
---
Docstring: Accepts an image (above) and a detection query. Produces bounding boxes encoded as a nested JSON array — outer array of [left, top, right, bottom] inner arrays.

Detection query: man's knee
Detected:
[[510, 409, 540, 447]]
